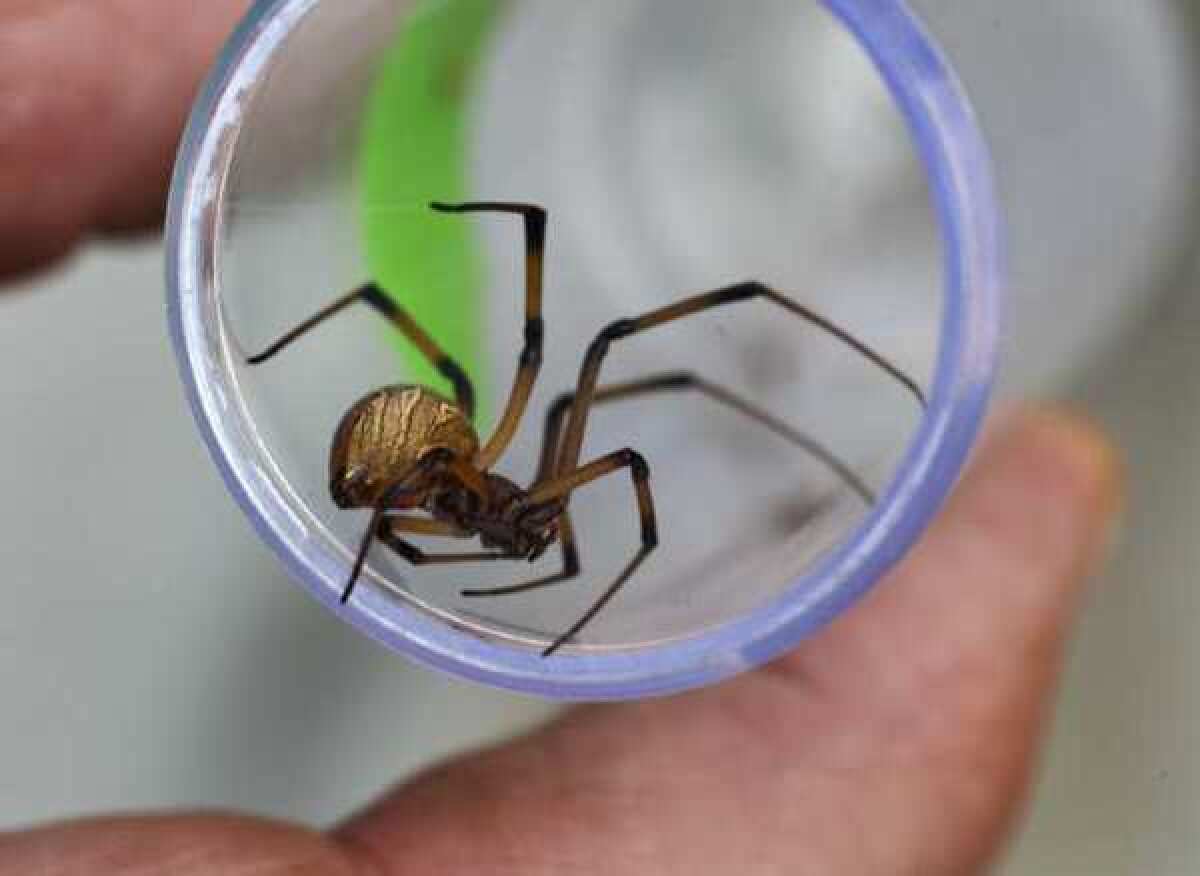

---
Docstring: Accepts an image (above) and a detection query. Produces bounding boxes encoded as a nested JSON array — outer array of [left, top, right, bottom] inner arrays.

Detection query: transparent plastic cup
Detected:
[[167, 0, 1001, 700]]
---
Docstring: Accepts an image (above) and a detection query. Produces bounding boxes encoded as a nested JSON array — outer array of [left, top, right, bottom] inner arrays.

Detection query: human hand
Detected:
[[0, 409, 1121, 874], [1, 5, 1123, 873]]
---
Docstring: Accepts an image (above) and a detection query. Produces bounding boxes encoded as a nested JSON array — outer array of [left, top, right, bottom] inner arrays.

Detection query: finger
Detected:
[[337, 407, 1121, 875], [0, 1, 249, 279], [0, 814, 353, 876]]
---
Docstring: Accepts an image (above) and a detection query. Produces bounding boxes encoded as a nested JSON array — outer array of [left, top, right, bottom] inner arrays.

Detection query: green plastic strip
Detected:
[[360, 0, 501, 414]]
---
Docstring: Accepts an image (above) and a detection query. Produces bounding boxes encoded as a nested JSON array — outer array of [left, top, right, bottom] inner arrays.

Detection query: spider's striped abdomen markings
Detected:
[[329, 385, 479, 509]]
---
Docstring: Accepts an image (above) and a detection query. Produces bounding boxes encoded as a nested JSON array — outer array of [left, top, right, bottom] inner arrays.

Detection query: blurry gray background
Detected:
[[2, 0, 1200, 873]]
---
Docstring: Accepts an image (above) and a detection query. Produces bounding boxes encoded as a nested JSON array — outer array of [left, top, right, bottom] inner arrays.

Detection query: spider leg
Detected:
[[528, 449, 658, 657], [481, 368, 869, 627], [379, 515, 472, 539], [347, 511, 515, 604], [554, 280, 926, 479], [461, 511, 582, 598], [342, 452, 459, 604], [431, 201, 547, 469], [246, 282, 475, 419], [376, 533, 516, 566], [536, 372, 875, 504], [375, 512, 513, 564]]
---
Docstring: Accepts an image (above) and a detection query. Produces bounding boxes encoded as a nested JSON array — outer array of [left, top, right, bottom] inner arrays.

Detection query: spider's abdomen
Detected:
[[329, 385, 478, 508]]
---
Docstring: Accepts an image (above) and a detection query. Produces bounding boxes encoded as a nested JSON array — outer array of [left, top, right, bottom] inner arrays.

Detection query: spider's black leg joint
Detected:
[[358, 281, 394, 313], [429, 201, 547, 249], [560, 530, 582, 576], [435, 357, 476, 420], [581, 319, 640, 364], [550, 391, 574, 418], [656, 372, 698, 390], [379, 533, 426, 564], [625, 451, 658, 552], [598, 318, 641, 343], [622, 449, 659, 548], [521, 315, 545, 368]]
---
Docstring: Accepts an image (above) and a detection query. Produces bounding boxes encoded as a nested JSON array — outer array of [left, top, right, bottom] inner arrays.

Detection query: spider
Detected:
[[248, 202, 925, 656]]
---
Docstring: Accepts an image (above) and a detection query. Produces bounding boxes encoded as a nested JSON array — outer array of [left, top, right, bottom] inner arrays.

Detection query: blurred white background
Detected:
[[2, 0, 1200, 873]]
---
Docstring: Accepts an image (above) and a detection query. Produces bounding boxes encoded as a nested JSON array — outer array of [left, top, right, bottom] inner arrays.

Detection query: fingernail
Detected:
[[1017, 404, 1126, 569]]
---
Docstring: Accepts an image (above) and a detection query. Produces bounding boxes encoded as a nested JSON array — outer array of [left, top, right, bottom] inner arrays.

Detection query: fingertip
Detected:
[[985, 404, 1125, 559], [1023, 405, 1123, 505]]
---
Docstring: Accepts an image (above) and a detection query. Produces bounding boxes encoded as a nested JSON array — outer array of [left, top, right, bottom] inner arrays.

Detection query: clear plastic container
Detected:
[[166, 0, 1001, 699]]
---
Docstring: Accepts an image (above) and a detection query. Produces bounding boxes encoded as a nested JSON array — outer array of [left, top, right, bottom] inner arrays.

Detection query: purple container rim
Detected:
[[166, 0, 1003, 702]]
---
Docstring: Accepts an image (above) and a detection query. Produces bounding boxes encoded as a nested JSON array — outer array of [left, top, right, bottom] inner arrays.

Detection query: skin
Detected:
[[0, 1, 251, 278], [0, 4, 1125, 873]]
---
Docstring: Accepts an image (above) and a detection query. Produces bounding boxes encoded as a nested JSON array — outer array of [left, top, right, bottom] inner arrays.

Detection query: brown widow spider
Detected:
[[248, 202, 925, 656]]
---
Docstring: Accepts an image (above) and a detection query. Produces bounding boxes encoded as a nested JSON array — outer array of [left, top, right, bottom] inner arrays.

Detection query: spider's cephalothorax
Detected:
[[248, 201, 926, 656]]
